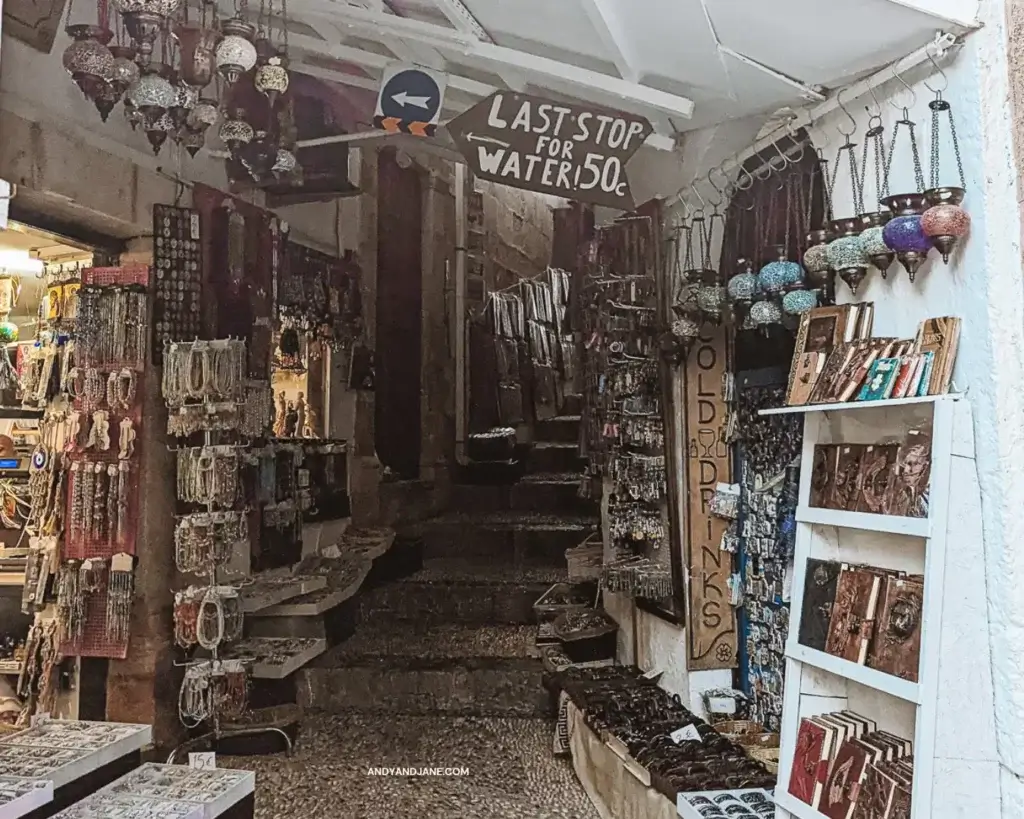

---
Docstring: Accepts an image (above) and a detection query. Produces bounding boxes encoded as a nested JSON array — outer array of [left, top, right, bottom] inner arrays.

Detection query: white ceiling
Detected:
[[286, 0, 978, 136]]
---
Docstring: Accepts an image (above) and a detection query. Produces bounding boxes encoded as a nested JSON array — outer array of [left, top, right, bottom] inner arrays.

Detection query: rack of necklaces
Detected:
[[585, 218, 673, 599], [163, 338, 270, 734]]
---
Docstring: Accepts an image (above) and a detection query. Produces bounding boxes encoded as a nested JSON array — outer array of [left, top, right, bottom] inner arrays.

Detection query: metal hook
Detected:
[[922, 43, 949, 95], [865, 83, 883, 119], [707, 166, 727, 207], [784, 122, 806, 165], [733, 154, 755, 190], [689, 183, 706, 214], [836, 86, 857, 137], [889, 62, 918, 113]]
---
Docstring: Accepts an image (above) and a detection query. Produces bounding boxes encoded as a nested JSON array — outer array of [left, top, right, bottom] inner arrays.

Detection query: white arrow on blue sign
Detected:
[[374, 64, 448, 127]]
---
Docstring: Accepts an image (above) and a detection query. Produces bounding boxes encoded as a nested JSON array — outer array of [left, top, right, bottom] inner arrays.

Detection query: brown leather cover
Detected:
[[811, 445, 839, 509], [798, 559, 842, 651], [849, 763, 897, 819], [867, 575, 924, 682], [789, 718, 829, 805], [856, 446, 900, 514], [810, 342, 858, 403], [830, 445, 866, 511], [825, 567, 881, 664], [788, 351, 825, 405], [885, 430, 932, 518], [821, 738, 871, 819]]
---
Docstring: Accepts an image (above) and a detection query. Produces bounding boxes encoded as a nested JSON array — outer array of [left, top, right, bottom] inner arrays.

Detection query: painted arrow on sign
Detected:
[[446, 91, 653, 210], [392, 91, 432, 109]]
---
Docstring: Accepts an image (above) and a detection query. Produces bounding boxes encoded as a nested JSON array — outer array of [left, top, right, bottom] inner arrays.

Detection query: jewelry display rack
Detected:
[[0, 775, 53, 818], [761, 394, 983, 819], [86, 763, 254, 819]]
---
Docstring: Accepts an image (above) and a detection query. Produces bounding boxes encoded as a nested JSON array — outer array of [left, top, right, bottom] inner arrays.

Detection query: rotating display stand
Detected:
[[762, 394, 993, 819]]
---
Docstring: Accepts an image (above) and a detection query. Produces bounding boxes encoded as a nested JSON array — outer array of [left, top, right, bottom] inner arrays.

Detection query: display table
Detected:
[[0, 777, 52, 819], [565, 701, 677, 819], [0, 721, 150, 818]]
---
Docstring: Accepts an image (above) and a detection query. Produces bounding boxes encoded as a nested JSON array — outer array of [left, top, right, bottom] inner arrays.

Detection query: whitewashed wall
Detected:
[[624, 1, 1022, 807]]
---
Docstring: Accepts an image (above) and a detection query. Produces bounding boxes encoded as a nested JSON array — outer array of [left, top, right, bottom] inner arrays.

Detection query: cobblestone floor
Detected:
[[222, 710, 599, 819]]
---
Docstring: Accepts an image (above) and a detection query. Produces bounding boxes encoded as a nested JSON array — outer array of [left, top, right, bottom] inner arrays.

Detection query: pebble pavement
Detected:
[[221, 710, 599, 819]]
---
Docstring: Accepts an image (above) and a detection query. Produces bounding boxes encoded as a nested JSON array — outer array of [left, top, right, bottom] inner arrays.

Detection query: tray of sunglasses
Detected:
[[0, 775, 53, 816], [676, 788, 776, 818], [152, 205, 202, 363]]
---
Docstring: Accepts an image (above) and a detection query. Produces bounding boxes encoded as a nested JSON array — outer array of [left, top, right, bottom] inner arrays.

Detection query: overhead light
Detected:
[[0, 250, 44, 276]]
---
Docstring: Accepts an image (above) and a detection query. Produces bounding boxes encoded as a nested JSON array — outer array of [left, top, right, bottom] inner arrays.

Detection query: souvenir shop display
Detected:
[[522, 268, 573, 420], [481, 289, 526, 427], [109, 763, 254, 811], [580, 217, 673, 599], [797, 562, 924, 681], [676, 789, 775, 819], [553, 665, 776, 799], [0, 774, 52, 816], [52, 790, 204, 819], [787, 710, 913, 818], [551, 609, 618, 663], [732, 379, 802, 733], [785, 305, 960, 407], [809, 429, 932, 518], [281, 243, 362, 349], [152, 205, 203, 364]]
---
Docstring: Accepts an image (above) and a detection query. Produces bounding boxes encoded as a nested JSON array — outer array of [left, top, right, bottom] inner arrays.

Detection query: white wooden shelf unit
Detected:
[[762, 394, 959, 819]]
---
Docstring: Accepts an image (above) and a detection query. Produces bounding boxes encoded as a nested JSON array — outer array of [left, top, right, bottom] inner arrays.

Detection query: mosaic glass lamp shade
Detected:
[[922, 187, 970, 264], [215, 18, 257, 84], [63, 25, 115, 106], [254, 57, 289, 105], [757, 246, 801, 296], [750, 298, 782, 328], [881, 194, 930, 282], [112, 0, 182, 64], [782, 288, 818, 315], [827, 217, 869, 296], [126, 71, 176, 117]]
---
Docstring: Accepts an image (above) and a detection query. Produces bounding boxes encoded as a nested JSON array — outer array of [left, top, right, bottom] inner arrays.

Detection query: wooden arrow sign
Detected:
[[445, 92, 654, 210]]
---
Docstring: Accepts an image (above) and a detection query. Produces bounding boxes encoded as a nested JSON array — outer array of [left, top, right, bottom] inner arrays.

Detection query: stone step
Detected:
[[528, 441, 585, 474], [359, 557, 565, 625], [448, 474, 592, 514], [535, 414, 582, 444], [562, 393, 583, 416], [406, 512, 598, 567], [299, 624, 551, 717]]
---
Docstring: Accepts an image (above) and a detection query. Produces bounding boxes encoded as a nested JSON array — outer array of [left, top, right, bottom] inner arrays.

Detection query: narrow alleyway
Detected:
[[226, 407, 601, 818]]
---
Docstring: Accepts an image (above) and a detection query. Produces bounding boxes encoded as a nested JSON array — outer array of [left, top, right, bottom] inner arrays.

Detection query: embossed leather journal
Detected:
[[798, 558, 842, 651], [825, 566, 882, 664], [866, 575, 924, 682], [789, 717, 836, 807]]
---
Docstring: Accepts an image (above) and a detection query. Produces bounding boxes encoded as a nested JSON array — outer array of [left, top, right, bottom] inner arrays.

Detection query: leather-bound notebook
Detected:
[[849, 763, 897, 819], [866, 575, 924, 681], [830, 444, 866, 511], [915, 316, 961, 395], [886, 429, 932, 518], [811, 445, 839, 508], [820, 738, 872, 819], [789, 717, 837, 806], [855, 445, 900, 514], [810, 342, 858, 404], [798, 558, 842, 651], [788, 351, 825, 405], [825, 566, 882, 664]]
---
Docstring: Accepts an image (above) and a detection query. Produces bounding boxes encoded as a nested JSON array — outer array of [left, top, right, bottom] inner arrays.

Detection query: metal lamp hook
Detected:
[[707, 166, 727, 208], [836, 86, 857, 138], [889, 62, 918, 116], [784, 122, 806, 165], [922, 44, 949, 97], [733, 153, 755, 191], [689, 183, 706, 218]]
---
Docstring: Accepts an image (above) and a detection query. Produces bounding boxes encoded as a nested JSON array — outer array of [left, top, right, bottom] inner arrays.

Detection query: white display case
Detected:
[[760, 395, 999, 819]]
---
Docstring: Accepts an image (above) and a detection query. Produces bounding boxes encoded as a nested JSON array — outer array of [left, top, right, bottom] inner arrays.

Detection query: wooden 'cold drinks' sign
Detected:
[[684, 325, 738, 670], [446, 92, 653, 210]]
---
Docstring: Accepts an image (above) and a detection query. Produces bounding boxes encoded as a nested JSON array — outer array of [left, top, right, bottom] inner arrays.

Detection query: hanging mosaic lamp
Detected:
[[827, 217, 869, 295], [726, 257, 759, 322], [922, 94, 970, 263], [143, 111, 175, 154], [62, 25, 115, 107], [881, 194, 931, 282], [239, 130, 278, 179], [215, 17, 257, 84], [219, 109, 254, 152], [802, 229, 832, 295], [758, 244, 803, 296], [170, 79, 199, 130], [126, 69, 176, 121], [112, 0, 182, 65], [254, 55, 289, 106], [173, 22, 222, 88], [859, 212, 894, 278], [181, 126, 206, 157], [98, 45, 140, 122], [0, 322, 19, 344], [782, 288, 818, 316], [750, 297, 782, 331], [695, 268, 726, 325]]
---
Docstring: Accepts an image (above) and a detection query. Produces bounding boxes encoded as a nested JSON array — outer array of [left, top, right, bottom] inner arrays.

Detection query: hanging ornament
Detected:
[[181, 127, 206, 157], [782, 288, 818, 316], [922, 88, 970, 263], [273, 147, 297, 176], [826, 126, 870, 295], [62, 25, 115, 108], [880, 107, 930, 281], [170, 79, 199, 130], [759, 244, 803, 295], [688, 209, 725, 325], [856, 113, 895, 276], [220, 109, 255, 152], [727, 257, 759, 321], [174, 22, 223, 88], [144, 111, 176, 154], [803, 229, 831, 294], [112, 0, 182, 66], [750, 298, 782, 329], [254, 55, 289, 106], [126, 69, 176, 121], [0, 322, 19, 344], [215, 17, 258, 84]]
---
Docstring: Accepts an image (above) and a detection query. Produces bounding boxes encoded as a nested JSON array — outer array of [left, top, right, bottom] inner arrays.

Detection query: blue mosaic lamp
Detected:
[[802, 229, 832, 297], [757, 246, 802, 297], [782, 288, 818, 316], [881, 194, 931, 282], [827, 218, 869, 296], [695, 269, 727, 325], [726, 257, 759, 322], [749, 298, 782, 330], [859, 219, 894, 279]]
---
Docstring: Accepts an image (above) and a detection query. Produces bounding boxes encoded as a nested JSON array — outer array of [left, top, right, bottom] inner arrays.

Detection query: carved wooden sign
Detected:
[[684, 325, 738, 670]]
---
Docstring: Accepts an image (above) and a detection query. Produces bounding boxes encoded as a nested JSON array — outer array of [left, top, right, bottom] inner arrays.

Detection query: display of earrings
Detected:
[[76, 284, 147, 370], [163, 339, 248, 435], [601, 555, 673, 598]]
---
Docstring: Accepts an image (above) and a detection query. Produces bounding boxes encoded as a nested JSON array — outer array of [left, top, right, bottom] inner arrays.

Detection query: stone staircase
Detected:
[[299, 401, 597, 718]]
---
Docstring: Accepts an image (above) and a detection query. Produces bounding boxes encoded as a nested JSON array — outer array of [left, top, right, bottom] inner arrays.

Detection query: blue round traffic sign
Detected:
[[380, 69, 442, 123]]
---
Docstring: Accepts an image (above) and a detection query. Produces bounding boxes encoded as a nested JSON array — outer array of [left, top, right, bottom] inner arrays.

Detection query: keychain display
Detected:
[[152, 204, 202, 363], [601, 556, 674, 599], [67, 460, 130, 548], [76, 284, 147, 370]]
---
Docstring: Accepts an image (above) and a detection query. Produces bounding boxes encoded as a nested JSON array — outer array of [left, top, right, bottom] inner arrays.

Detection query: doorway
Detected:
[[375, 148, 423, 480]]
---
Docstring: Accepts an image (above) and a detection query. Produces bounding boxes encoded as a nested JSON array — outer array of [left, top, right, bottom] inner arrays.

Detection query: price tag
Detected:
[[189, 752, 216, 770], [641, 667, 662, 680], [30, 712, 50, 727], [670, 724, 703, 744]]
